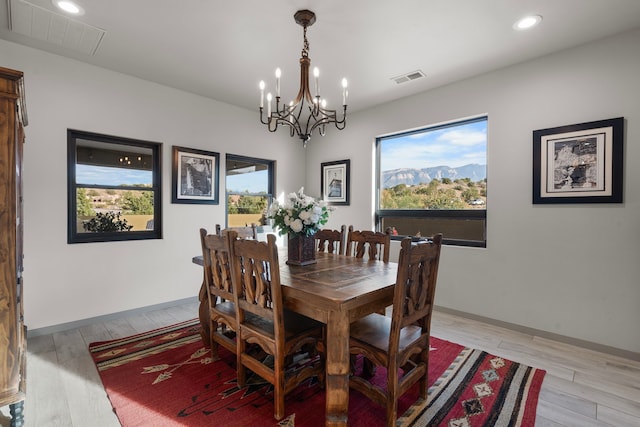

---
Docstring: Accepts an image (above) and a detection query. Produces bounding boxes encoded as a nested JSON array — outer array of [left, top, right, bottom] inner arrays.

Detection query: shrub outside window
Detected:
[[67, 129, 162, 243], [376, 116, 487, 247]]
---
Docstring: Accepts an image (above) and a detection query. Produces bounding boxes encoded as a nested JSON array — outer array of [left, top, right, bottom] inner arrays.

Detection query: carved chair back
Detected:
[[199, 228, 236, 360], [345, 226, 391, 262], [315, 225, 346, 255], [215, 223, 257, 240]]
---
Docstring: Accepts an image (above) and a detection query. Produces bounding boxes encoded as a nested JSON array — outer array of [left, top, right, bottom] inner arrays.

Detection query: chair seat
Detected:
[[350, 313, 423, 353], [244, 309, 323, 340], [212, 300, 235, 318], [215, 300, 268, 330]]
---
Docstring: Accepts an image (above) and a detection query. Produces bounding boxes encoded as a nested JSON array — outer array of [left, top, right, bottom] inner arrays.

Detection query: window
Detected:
[[225, 154, 274, 227], [67, 129, 162, 243], [376, 116, 487, 247]]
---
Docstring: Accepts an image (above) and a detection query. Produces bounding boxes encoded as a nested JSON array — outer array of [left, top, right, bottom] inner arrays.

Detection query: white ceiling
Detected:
[[2, 0, 640, 113]]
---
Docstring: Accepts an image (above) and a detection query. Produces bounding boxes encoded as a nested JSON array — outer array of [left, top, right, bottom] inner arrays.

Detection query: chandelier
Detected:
[[259, 10, 348, 147]]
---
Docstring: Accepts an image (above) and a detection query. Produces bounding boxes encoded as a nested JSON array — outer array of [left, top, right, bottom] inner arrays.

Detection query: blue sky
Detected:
[[76, 164, 152, 186], [227, 170, 269, 193], [380, 120, 487, 171], [77, 164, 267, 193]]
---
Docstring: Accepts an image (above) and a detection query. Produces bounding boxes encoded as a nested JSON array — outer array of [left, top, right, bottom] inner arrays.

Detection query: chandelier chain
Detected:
[[302, 26, 309, 58]]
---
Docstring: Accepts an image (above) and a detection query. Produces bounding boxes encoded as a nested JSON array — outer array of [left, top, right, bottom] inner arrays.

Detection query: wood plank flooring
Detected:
[[1, 300, 639, 426]]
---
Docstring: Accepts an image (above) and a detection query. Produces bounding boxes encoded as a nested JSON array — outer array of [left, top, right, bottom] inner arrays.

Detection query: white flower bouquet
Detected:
[[267, 187, 333, 236]]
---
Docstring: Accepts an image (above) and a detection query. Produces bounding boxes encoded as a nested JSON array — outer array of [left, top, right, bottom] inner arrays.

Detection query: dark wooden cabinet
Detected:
[[0, 66, 27, 427]]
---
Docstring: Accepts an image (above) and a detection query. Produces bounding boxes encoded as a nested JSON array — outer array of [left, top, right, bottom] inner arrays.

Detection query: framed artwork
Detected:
[[533, 117, 623, 204], [321, 159, 350, 205], [172, 146, 219, 204]]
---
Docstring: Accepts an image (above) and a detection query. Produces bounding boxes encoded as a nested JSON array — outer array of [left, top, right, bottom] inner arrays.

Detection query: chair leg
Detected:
[[362, 357, 376, 378], [420, 351, 429, 399], [274, 354, 286, 420], [386, 372, 399, 427], [209, 320, 220, 361], [236, 340, 247, 388]]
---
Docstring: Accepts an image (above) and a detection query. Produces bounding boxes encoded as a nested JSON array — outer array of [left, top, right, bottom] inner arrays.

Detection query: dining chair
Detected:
[[215, 223, 257, 239], [199, 228, 237, 361], [348, 234, 443, 427], [315, 225, 346, 255], [345, 226, 391, 262], [227, 232, 325, 420]]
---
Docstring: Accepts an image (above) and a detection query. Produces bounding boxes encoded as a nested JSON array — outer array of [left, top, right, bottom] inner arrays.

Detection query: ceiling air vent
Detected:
[[8, 0, 106, 55], [391, 70, 426, 85]]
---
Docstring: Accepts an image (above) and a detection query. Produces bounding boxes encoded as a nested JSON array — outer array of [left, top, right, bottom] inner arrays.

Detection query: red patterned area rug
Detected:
[[89, 319, 545, 427]]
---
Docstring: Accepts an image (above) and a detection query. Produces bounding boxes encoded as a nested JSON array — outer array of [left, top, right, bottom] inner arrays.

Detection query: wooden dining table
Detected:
[[193, 250, 398, 427]]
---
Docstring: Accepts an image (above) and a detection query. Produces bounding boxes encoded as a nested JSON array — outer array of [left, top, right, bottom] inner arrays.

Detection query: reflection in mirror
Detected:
[[68, 130, 162, 243]]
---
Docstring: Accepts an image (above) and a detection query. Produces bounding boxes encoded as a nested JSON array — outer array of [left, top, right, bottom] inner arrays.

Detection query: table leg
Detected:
[[325, 310, 350, 426]]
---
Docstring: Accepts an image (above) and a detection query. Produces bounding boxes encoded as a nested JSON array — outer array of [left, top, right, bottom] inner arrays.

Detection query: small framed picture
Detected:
[[533, 117, 623, 204], [321, 159, 350, 205], [172, 146, 220, 204]]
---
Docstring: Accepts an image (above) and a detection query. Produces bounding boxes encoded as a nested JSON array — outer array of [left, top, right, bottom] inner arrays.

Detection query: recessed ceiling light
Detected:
[[513, 15, 542, 30], [52, 0, 85, 15]]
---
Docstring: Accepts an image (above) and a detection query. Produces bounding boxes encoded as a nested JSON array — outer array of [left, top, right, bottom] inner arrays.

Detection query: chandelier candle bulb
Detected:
[[342, 78, 348, 105], [275, 68, 281, 97], [266, 93, 272, 116], [314, 67, 319, 97], [259, 81, 265, 108]]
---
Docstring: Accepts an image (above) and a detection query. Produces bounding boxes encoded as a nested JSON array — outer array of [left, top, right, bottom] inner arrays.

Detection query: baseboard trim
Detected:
[[434, 305, 640, 362], [26, 296, 199, 338]]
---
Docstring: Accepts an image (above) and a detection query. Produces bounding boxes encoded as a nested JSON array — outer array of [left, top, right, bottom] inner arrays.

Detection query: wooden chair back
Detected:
[[228, 232, 325, 420], [215, 223, 257, 240], [199, 228, 237, 360], [345, 226, 391, 262], [391, 234, 442, 346], [348, 234, 443, 426], [230, 233, 283, 329], [315, 225, 346, 255]]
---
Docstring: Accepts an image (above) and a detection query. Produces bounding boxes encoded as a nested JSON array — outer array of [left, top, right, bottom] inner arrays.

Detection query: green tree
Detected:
[[236, 195, 267, 214], [425, 189, 465, 209], [76, 188, 95, 216], [121, 191, 154, 214], [461, 187, 480, 202], [380, 189, 398, 208]]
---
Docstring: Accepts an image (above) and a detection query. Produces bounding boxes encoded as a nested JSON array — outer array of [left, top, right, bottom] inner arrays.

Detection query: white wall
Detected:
[[306, 29, 640, 355], [3, 27, 639, 355], [1, 39, 304, 330]]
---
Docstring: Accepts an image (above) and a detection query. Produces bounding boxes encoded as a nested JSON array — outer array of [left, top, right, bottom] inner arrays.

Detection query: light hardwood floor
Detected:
[[1, 300, 639, 426]]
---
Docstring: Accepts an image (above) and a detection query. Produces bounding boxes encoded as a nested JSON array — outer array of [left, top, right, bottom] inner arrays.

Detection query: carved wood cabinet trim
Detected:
[[0, 66, 27, 426]]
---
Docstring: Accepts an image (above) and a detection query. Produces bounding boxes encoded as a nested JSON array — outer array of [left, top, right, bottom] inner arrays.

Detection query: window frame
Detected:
[[375, 116, 487, 248], [67, 129, 163, 244], [225, 153, 275, 228]]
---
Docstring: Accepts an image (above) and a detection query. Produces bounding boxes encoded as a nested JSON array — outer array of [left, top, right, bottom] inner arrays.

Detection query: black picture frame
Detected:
[[533, 117, 624, 204], [172, 146, 220, 204], [321, 159, 350, 205]]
